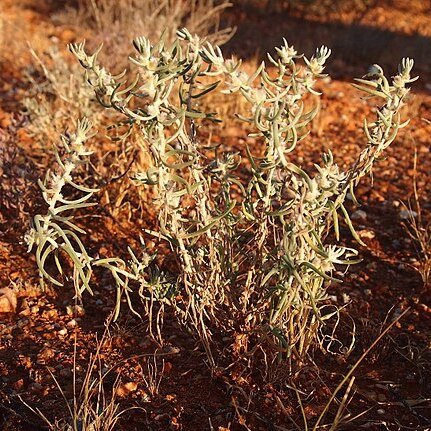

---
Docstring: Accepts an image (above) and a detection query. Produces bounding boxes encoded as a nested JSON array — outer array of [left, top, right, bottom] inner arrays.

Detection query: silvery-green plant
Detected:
[[25, 118, 97, 293], [27, 29, 415, 365], [24, 119, 161, 319]]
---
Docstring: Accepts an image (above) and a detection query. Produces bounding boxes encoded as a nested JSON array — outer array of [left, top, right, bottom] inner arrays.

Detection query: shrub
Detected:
[[53, 0, 235, 70], [26, 30, 416, 366], [25, 0, 236, 222], [23, 47, 100, 145]]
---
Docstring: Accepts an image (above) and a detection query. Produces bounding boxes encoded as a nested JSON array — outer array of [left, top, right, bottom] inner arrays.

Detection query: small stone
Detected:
[[30, 305, 39, 314], [17, 318, 29, 328], [18, 355, 32, 369], [351, 210, 367, 221], [0, 112, 12, 129], [66, 305, 84, 316], [37, 347, 55, 364], [0, 288, 17, 313], [115, 381, 138, 398], [399, 209, 418, 220], [19, 307, 31, 317], [66, 319, 77, 329], [43, 309, 58, 319], [160, 346, 180, 355], [377, 393, 387, 402], [358, 229, 375, 240], [74, 305, 85, 317]]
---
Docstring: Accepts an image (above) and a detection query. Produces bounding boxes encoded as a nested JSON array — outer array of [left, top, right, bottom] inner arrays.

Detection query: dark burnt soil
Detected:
[[1, 1, 431, 430]]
